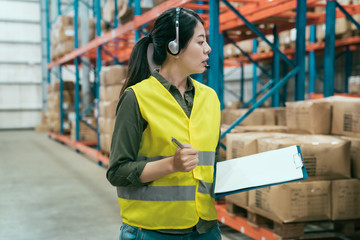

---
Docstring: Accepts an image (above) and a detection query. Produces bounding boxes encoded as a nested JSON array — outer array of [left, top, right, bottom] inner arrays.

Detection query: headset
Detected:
[[167, 7, 181, 55]]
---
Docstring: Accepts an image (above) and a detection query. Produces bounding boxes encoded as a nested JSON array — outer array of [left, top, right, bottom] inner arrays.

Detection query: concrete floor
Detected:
[[0, 131, 253, 240]]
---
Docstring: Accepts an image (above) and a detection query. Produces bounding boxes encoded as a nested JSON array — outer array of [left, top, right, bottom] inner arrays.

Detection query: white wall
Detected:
[[0, 0, 41, 129]]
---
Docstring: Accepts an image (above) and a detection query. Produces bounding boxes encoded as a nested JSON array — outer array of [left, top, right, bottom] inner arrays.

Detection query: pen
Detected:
[[171, 137, 184, 149]]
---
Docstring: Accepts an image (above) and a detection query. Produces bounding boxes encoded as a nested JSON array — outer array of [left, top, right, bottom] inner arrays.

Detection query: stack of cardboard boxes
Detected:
[[102, 0, 165, 27], [349, 75, 360, 95], [223, 96, 360, 225], [51, 16, 95, 60], [46, 81, 74, 133], [99, 65, 127, 154], [70, 117, 98, 143]]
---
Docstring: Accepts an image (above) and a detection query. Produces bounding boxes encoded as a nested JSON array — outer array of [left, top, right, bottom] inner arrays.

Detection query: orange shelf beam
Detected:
[[310, 93, 360, 99], [218, 0, 320, 32], [215, 203, 281, 240], [48, 132, 109, 165]]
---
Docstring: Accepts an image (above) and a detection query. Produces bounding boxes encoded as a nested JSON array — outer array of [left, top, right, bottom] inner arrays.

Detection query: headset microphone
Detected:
[[205, 65, 210, 69]]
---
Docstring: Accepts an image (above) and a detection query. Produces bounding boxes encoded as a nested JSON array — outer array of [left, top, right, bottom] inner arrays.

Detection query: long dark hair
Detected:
[[120, 8, 204, 95]]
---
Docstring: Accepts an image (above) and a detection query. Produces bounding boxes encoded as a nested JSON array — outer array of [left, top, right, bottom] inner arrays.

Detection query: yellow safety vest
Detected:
[[117, 76, 220, 230]]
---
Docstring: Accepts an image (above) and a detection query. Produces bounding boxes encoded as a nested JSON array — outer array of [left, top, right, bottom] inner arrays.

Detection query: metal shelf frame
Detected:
[[220, 0, 306, 142], [220, 0, 360, 144]]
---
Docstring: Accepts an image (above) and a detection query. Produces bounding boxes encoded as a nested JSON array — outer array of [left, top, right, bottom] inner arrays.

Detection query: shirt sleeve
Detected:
[[106, 89, 150, 187], [215, 128, 225, 163]]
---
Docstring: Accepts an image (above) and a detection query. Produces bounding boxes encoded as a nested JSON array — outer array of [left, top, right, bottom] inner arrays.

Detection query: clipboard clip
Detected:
[[293, 153, 304, 169]]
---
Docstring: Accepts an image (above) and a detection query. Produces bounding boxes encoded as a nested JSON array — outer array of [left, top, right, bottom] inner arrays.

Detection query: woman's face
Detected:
[[177, 21, 211, 75]]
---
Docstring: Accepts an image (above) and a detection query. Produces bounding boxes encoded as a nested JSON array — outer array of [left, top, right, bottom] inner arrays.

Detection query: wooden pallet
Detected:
[[225, 199, 360, 239]]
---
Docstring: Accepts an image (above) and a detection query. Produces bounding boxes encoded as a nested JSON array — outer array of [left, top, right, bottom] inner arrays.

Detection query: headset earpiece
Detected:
[[167, 7, 181, 55]]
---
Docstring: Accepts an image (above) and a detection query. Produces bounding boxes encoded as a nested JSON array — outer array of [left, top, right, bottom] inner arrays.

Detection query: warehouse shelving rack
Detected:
[[45, 1, 360, 238], [46, 0, 209, 164], [221, 0, 360, 143]]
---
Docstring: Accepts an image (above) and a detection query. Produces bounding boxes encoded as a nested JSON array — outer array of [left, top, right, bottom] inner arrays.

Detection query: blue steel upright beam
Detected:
[[193, 1, 205, 83], [252, 38, 258, 105], [58, 0, 62, 15], [95, 0, 102, 150], [240, 63, 244, 102], [309, 25, 316, 94], [74, 0, 80, 141], [114, 0, 119, 28], [345, 46, 352, 93], [218, 33, 224, 109], [272, 25, 280, 107], [282, 60, 288, 105], [294, 0, 307, 101], [324, 0, 336, 97], [134, 0, 141, 41], [45, 0, 51, 84], [59, 66, 64, 134], [209, 0, 224, 108]]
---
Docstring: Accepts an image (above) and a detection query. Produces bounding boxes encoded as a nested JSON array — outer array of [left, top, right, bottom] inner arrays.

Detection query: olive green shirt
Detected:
[[106, 70, 222, 234]]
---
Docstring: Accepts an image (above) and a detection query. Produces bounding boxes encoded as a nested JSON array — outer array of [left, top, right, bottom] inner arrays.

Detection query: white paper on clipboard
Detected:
[[214, 145, 305, 195]]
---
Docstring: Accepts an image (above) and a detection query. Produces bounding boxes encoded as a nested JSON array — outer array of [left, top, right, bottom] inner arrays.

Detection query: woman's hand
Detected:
[[139, 144, 199, 183], [173, 144, 199, 172]]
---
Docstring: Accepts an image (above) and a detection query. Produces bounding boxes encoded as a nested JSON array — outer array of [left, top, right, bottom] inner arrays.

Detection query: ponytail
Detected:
[[120, 35, 152, 96]]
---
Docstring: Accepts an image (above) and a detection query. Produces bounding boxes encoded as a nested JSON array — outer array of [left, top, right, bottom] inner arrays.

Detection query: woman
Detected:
[[107, 7, 222, 240]]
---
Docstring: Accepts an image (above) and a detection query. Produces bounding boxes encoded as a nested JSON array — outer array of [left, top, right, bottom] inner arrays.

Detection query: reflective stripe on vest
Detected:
[[198, 180, 213, 195], [117, 185, 196, 201], [136, 151, 215, 166]]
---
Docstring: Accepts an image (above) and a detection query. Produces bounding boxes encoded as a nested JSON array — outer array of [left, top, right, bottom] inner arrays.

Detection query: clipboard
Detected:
[[212, 145, 308, 198]]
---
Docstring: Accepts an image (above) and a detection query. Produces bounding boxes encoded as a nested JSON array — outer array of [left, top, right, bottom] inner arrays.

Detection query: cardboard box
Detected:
[[351, 14, 360, 31], [335, 18, 351, 35], [330, 97, 360, 137], [101, 85, 122, 102], [99, 100, 118, 118], [101, 65, 127, 86], [275, 107, 286, 126], [286, 100, 331, 134], [70, 117, 97, 142], [258, 134, 351, 179], [221, 108, 265, 126], [226, 132, 290, 159], [349, 76, 360, 95], [316, 24, 325, 42], [225, 125, 288, 134], [48, 119, 71, 134], [248, 181, 331, 223], [341, 136, 360, 178], [225, 101, 244, 109], [331, 179, 360, 220], [35, 124, 48, 133], [53, 15, 73, 29], [236, 39, 253, 53], [99, 117, 106, 133], [51, 81, 74, 92], [100, 133, 112, 154], [225, 192, 249, 208]]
